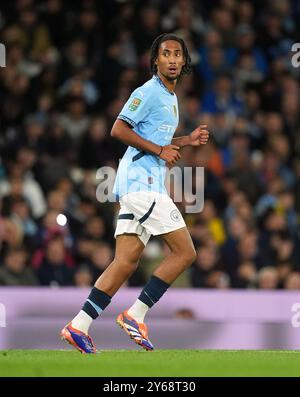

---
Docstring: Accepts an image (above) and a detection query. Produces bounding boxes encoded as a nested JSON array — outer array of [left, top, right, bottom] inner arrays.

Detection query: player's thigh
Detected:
[[115, 233, 145, 264], [160, 226, 196, 258]]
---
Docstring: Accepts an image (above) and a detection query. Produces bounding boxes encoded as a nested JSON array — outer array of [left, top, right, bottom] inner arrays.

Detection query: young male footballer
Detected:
[[61, 33, 209, 353]]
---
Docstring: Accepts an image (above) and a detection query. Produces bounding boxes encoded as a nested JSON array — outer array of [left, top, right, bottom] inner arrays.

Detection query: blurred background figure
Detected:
[[0, 246, 38, 286]]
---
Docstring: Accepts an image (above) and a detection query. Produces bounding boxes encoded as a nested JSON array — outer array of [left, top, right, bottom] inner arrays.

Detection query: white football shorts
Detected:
[[114, 191, 186, 246]]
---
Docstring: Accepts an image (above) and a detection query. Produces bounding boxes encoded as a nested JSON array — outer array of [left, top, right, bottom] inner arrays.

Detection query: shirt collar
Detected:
[[153, 75, 175, 95]]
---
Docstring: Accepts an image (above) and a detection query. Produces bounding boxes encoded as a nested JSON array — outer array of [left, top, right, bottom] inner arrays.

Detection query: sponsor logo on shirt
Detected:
[[158, 124, 176, 133]]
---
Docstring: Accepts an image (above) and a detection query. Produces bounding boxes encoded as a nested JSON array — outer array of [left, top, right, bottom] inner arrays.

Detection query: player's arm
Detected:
[[111, 119, 181, 165], [171, 125, 210, 147]]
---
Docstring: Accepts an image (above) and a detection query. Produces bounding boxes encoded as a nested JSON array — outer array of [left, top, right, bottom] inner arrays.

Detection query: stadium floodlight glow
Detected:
[[56, 213, 67, 226]]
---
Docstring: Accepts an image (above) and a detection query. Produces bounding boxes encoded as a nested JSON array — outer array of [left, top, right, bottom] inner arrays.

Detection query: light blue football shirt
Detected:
[[112, 75, 179, 200]]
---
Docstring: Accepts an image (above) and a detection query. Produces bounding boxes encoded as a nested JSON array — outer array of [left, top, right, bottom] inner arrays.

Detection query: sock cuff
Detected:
[[138, 275, 170, 308], [82, 287, 112, 319], [89, 287, 111, 306], [150, 275, 170, 289]]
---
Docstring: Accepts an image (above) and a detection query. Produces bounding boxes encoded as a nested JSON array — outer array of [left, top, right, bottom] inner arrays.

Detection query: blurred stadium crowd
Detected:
[[0, 0, 300, 289]]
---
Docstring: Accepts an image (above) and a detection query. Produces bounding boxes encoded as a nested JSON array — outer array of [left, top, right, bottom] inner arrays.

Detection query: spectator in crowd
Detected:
[[234, 261, 257, 289], [73, 265, 94, 287], [0, 246, 38, 286], [33, 234, 74, 286], [78, 116, 116, 169], [87, 242, 113, 283], [256, 266, 279, 289], [190, 245, 223, 288], [9, 196, 38, 250], [284, 272, 300, 290]]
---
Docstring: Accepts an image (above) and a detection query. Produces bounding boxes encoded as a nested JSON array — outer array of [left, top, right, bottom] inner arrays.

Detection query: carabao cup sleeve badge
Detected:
[[129, 98, 142, 111]]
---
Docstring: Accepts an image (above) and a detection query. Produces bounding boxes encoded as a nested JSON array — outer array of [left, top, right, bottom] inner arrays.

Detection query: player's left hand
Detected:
[[188, 125, 210, 146]]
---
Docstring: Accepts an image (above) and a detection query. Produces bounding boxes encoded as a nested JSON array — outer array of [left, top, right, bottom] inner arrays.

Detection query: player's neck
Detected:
[[156, 72, 176, 93]]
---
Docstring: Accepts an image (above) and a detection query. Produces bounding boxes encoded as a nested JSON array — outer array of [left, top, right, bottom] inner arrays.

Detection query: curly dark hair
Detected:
[[150, 33, 192, 76]]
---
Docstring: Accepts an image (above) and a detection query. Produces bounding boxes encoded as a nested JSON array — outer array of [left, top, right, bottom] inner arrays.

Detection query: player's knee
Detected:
[[114, 257, 139, 273], [170, 245, 196, 267], [182, 247, 197, 267]]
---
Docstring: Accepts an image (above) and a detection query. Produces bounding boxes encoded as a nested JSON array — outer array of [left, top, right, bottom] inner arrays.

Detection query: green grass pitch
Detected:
[[1, 350, 300, 377]]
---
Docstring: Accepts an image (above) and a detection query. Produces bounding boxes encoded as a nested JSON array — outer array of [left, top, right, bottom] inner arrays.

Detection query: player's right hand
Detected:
[[159, 145, 181, 166]]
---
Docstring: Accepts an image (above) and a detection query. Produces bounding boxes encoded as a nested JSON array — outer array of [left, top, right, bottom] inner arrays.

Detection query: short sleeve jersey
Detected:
[[112, 75, 179, 200]]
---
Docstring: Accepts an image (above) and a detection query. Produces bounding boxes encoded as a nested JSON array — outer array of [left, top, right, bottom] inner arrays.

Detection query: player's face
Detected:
[[155, 40, 186, 81]]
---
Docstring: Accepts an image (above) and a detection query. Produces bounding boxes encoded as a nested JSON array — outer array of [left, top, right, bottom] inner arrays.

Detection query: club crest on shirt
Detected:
[[170, 209, 181, 222], [129, 98, 142, 111]]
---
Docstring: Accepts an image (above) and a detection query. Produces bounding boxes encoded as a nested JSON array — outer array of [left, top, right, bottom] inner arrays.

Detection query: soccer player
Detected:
[[61, 33, 209, 353]]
